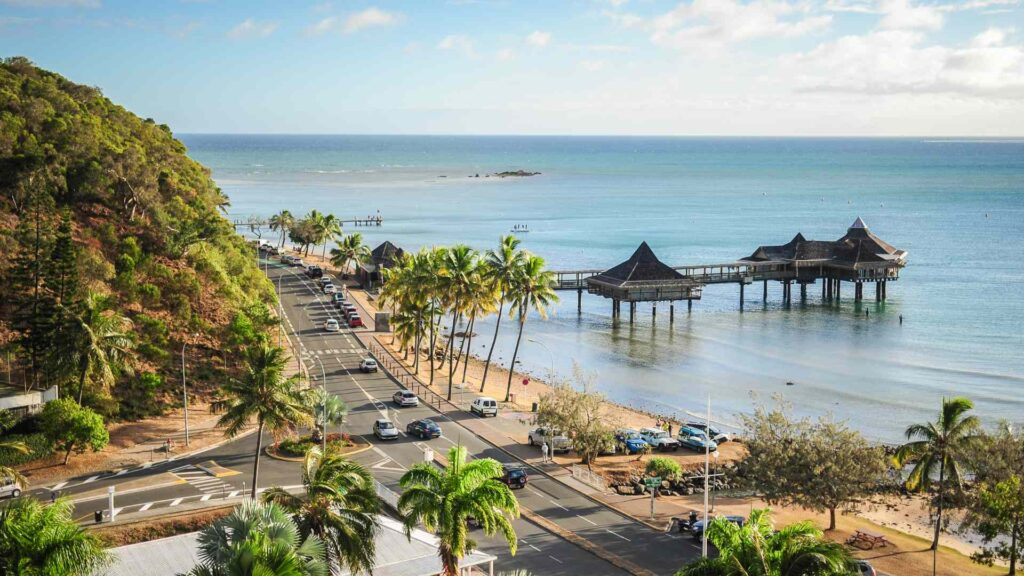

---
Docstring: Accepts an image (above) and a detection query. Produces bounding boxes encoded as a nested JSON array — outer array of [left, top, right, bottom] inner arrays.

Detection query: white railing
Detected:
[[571, 464, 607, 492], [374, 480, 401, 511]]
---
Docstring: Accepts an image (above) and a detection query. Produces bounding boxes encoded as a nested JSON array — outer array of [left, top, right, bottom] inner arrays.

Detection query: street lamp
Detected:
[[526, 338, 555, 378], [314, 356, 328, 454], [181, 340, 190, 447]]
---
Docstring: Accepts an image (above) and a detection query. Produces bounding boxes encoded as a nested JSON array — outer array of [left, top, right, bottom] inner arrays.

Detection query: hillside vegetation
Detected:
[[0, 57, 274, 421]]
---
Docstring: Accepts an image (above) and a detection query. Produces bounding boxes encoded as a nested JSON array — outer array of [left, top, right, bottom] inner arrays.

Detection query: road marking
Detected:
[[84, 475, 99, 483], [549, 499, 569, 511], [528, 544, 541, 552], [201, 494, 212, 501], [52, 481, 67, 490], [548, 556, 563, 564], [139, 502, 153, 512], [577, 514, 598, 526], [170, 498, 183, 507], [228, 490, 240, 498], [606, 530, 630, 542]]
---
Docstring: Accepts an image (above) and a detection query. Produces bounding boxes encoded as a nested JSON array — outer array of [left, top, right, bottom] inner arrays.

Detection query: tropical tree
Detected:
[[329, 233, 370, 279], [39, 397, 109, 465], [399, 445, 519, 576], [504, 254, 557, 402], [182, 500, 328, 576], [456, 275, 497, 384], [70, 291, 135, 404], [269, 209, 295, 249], [0, 440, 28, 491], [675, 508, 855, 576], [262, 447, 381, 574], [213, 343, 313, 498], [894, 396, 982, 550], [305, 387, 348, 452], [440, 245, 479, 400], [0, 496, 110, 576], [964, 423, 1024, 574], [319, 214, 344, 261], [480, 235, 523, 391]]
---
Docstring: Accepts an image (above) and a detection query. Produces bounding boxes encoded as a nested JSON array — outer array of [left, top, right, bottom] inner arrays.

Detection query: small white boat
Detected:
[[511, 225, 530, 233]]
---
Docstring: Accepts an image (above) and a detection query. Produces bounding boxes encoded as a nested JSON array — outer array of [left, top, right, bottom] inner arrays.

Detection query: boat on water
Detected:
[[511, 224, 530, 233]]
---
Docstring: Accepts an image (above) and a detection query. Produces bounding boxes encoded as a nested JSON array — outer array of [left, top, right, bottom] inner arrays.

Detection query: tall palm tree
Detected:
[[0, 496, 110, 576], [398, 446, 519, 576], [481, 235, 523, 392], [440, 245, 479, 400], [675, 508, 854, 576], [504, 254, 557, 402], [183, 500, 327, 576], [213, 344, 313, 499], [329, 233, 371, 279], [456, 271, 497, 384], [315, 213, 343, 262], [262, 447, 381, 574], [305, 387, 348, 452], [269, 210, 295, 249], [72, 292, 135, 404], [895, 396, 982, 551]]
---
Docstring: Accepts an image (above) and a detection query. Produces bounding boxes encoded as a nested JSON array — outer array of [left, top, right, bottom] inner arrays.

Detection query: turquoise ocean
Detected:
[[181, 135, 1024, 442]]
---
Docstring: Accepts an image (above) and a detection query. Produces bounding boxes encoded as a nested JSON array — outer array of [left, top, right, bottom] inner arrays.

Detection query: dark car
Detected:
[[406, 418, 442, 439], [306, 265, 323, 279], [331, 292, 346, 305], [691, 515, 746, 540], [497, 465, 529, 489]]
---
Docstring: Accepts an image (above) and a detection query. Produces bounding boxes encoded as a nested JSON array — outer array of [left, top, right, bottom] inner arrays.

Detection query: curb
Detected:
[[69, 477, 187, 505], [264, 441, 374, 463]]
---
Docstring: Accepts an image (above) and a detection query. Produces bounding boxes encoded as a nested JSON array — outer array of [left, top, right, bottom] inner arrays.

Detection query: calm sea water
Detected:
[[181, 134, 1024, 442]]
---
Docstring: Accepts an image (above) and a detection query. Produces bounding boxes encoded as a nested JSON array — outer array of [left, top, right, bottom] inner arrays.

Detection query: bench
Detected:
[[846, 529, 889, 550]]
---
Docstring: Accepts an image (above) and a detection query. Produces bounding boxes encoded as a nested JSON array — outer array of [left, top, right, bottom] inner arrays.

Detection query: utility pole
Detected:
[[181, 341, 190, 446], [703, 393, 711, 558], [316, 356, 327, 454]]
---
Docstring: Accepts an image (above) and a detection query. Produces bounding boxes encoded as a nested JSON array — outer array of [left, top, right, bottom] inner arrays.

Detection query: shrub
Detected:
[[40, 398, 110, 465], [114, 371, 164, 420], [138, 282, 161, 306], [276, 433, 354, 457], [645, 456, 682, 480], [0, 432, 53, 466]]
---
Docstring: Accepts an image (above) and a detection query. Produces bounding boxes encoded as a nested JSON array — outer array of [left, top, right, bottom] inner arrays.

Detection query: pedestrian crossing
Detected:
[[170, 464, 235, 495], [301, 348, 365, 356]]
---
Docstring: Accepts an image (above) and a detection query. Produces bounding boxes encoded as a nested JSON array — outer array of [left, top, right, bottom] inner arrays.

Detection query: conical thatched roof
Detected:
[[589, 242, 685, 287], [742, 218, 905, 266], [371, 241, 404, 267]]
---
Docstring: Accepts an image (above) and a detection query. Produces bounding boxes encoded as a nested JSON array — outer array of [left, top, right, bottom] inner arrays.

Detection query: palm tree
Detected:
[[329, 233, 371, 279], [504, 254, 557, 402], [0, 496, 110, 576], [895, 396, 982, 551], [305, 387, 348, 452], [183, 500, 327, 576], [399, 446, 519, 576], [481, 235, 523, 392], [269, 210, 295, 249], [262, 447, 381, 574], [213, 343, 313, 498], [455, 271, 497, 384], [0, 439, 28, 488], [675, 508, 854, 576], [72, 292, 135, 404], [314, 213, 343, 262], [440, 245, 479, 400]]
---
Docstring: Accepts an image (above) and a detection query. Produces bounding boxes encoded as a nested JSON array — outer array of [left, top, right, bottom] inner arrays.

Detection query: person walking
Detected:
[[541, 441, 549, 463], [668, 423, 673, 437]]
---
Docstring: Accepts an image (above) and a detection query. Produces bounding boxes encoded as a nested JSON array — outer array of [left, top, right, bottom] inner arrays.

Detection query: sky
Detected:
[[0, 0, 1022, 136]]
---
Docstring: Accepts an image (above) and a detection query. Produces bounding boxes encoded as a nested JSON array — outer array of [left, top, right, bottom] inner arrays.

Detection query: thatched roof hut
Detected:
[[587, 242, 700, 302]]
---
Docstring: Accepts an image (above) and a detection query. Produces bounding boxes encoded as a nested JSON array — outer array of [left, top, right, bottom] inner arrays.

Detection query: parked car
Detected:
[[497, 464, 529, 489], [470, 397, 498, 417], [280, 254, 295, 265], [331, 292, 346, 305], [0, 476, 23, 499], [615, 428, 650, 454], [691, 515, 746, 540], [686, 422, 732, 444], [597, 436, 618, 455], [323, 284, 337, 294], [341, 303, 358, 318], [393, 390, 419, 407], [348, 315, 363, 328], [406, 418, 442, 439], [359, 358, 378, 373], [318, 275, 332, 286], [306, 265, 323, 278], [640, 427, 680, 451], [324, 318, 340, 332], [528, 427, 571, 453], [853, 560, 876, 576], [677, 426, 718, 452], [292, 258, 305, 268], [373, 419, 399, 440]]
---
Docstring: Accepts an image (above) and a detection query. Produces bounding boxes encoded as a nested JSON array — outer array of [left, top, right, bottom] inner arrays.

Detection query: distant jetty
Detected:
[[467, 170, 541, 179]]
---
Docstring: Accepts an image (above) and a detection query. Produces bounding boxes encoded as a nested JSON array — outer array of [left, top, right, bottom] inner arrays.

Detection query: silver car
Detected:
[[373, 419, 399, 440], [0, 476, 24, 499], [528, 427, 571, 453], [392, 390, 419, 407]]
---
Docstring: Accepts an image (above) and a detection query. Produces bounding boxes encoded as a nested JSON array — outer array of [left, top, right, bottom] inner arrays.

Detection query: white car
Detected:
[[640, 427, 681, 451], [323, 284, 337, 294], [373, 419, 399, 440], [0, 476, 23, 499], [359, 358, 378, 373], [393, 390, 419, 407], [470, 397, 498, 417], [324, 318, 340, 332], [528, 427, 571, 453]]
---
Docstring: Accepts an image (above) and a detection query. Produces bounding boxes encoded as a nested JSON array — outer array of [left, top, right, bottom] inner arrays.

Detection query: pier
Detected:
[[552, 218, 907, 323], [231, 216, 383, 228]]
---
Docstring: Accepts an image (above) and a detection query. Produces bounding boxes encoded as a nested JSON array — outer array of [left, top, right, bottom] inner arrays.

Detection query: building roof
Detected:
[[741, 218, 906, 267], [371, 241, 404, 266], [106, 515, 496, 576], [589, 242, 688, 287]]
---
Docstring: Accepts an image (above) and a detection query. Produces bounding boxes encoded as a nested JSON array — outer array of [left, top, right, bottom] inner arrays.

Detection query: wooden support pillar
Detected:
[[629, 302, 635, 324], [739, 282, 745, 309], [854, 282, 861, 302], [670, 303, 675, 323], [688, 299, 693, 312], [763, 280, 768, 302], [800, 283, 807, 300], [652, 302, 657, 319], [836, 280, 841, 300], [822, 279, 827, 299], [577, 288, 583, 314], [882, 281, 887, 301], [612, 299, 618, 318]]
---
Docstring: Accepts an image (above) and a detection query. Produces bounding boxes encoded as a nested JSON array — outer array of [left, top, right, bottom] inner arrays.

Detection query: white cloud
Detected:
[[438, 34, 477, 57], [496, 48, 515, 61], [878, 0, 944, 31], [525, 30, 551, 47], [226, 18, 277, 40], [343, 7, 399, 34], [0, 0, 99, 6], [305, 16, 337, 37], [611, 0, 833, 50], [174, 20, 201, 39], [579, 59, 607, 71]]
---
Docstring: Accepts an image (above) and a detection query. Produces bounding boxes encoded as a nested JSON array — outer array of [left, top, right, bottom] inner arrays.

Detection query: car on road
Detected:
[[341, 303, 358, 318], [393, 390, 419, 407], [348, 314, 363, 328], [677, 426, 718, 452], [323, 284, 337, 294], [373, 418, 399, 440], [331, 292, 346, 305], [306, 265, 323, 278], [691, 515, 746, 540], [318, 275, 332, 286], [497, 464, 529, 489], [406, 418, 442, 439], [324, 318, 340, 332], [686, 422, 732, 444], [0, 476, 24, 499], [640, 427, 681, 451], [853, 560, 876, 576], [280, 254, 295, 265], [470, 397, 498, 417], [528, 426, 571, 453], [615, 428, 650, 454], [359, 358, 378, 373]]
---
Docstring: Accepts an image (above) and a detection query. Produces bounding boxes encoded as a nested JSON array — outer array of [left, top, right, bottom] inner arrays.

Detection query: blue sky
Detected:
[[1, 0, 1022, 135]]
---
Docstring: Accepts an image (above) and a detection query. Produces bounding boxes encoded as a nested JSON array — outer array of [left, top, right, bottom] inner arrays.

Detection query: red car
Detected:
[[348, 315, 363, 328]]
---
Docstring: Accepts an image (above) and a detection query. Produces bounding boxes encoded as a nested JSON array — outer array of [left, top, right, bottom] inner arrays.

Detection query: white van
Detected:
[[0, 476, 24, 499], [470, 397, 498, 417]]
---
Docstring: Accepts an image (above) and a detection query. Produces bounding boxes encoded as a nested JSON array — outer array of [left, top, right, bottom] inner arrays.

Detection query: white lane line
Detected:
[[52, 481, 67, 490], [549, 556, 563, 564], [115, 469, 128, 476], [606, 530, 630, 542], [201, 494, 212, 501], [139, 502, 153, 512], [577, 514, 598, 526], [228, 491, 240, 498], [549, 499, 569, 511], [170, 498, 183, 507], [84, 475, 99, 483], [528, 544, 542, 552]]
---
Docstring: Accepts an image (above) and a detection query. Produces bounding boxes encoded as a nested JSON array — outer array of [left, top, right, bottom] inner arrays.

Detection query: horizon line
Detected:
[[175, 132, 1024, 139]]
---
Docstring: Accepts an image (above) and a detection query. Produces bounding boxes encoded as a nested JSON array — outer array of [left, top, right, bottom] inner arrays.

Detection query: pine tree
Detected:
[[49, 209, 80, 306], [48, 208, 83, 390]]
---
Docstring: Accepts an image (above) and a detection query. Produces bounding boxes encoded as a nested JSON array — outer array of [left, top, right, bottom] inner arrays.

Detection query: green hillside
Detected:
[[0, 57, 275, 419]]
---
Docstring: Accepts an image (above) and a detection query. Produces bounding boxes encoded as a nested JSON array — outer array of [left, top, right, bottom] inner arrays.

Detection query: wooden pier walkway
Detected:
[[231, 216, 383, 228]]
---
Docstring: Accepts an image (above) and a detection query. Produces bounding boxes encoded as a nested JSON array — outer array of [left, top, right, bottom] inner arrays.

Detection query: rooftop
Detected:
[[741, 217, 906, 268]]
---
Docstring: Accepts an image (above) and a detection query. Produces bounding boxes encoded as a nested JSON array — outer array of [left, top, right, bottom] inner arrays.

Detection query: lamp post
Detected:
[[181, 340, 190, 447], [315, 355, 327, 454], [702, 393, 711, 559], [526, 338, 555, 378]]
